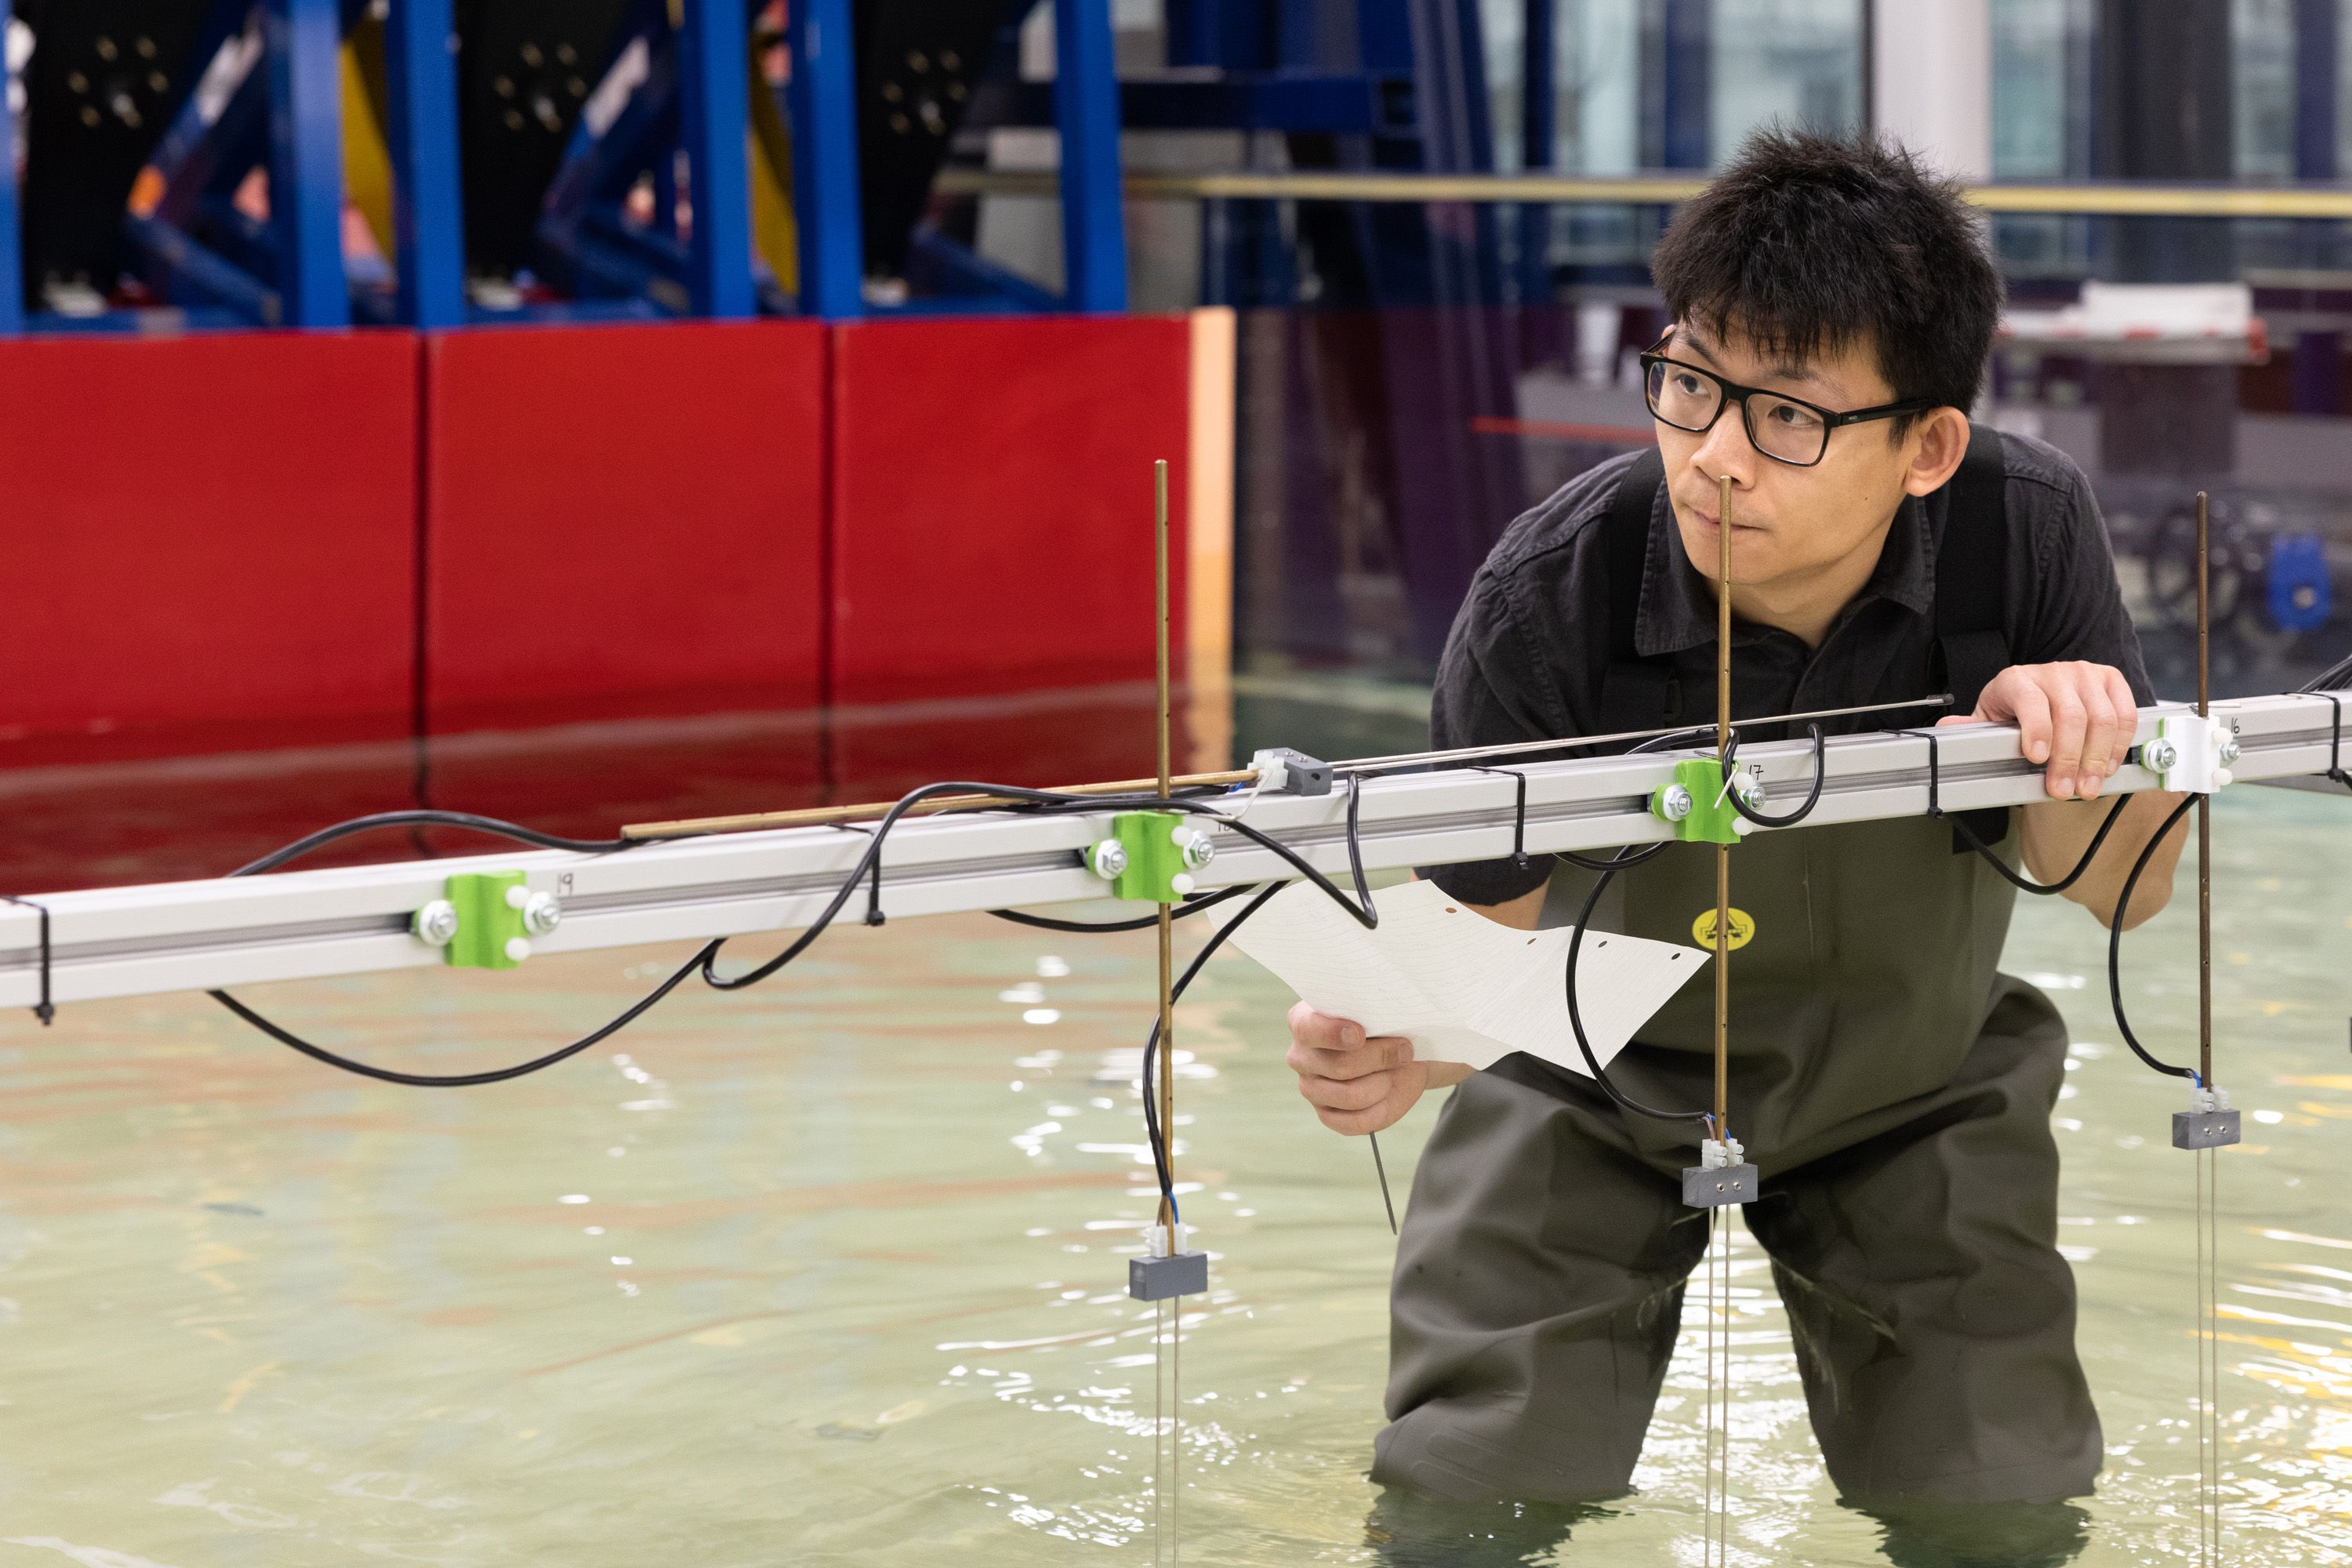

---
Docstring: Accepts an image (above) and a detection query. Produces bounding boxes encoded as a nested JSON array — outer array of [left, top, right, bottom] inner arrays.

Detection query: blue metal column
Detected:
[[384, 0, 467, 328], [0, 0, 20, 335], [787, 0, 863, 318], [1661, 0, 1709, 170], [681, 0, 754, 318], [1053, 0, 1129, 313], [2296, 0, 2339, 180], [266, 0, 350, 327]]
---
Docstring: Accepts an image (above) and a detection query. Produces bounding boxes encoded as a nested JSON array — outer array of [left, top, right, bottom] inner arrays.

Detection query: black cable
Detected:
[[1907, 727, 2136, 896], [2107, 793, 2199, 1082], [1562, 847, 1711, 1127], [205, 810, 694, 1087], [2301, 651, 2352, 696], [225, 810, 634, 878], [1541, 727, 1714, 873], [212, 942, 721, 1087], [1722, 724, 1829, 829], [1137, 882, 1286, 1221], [702, 775, 1380, 993], [988, 882, 1257, 933], [1134, 775, 1386, 1218]]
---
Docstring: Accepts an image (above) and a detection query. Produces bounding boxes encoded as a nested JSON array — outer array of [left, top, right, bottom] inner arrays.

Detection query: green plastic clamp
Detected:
[[1650, 757, 1743, 845], [445, 869, 531, 969], [1106, 811, 1193, 903]]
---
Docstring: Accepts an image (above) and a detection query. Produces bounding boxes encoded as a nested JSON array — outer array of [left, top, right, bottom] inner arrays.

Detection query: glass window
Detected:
[[1708, 0, 1864, 158]]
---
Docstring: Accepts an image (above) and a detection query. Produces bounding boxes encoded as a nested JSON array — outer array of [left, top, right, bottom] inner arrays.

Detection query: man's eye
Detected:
[[1766, 401, 1823, 430], [1672, 372, 1709, 397]]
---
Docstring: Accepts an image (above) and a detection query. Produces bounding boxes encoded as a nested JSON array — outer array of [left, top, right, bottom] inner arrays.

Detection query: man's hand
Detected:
[[1287, 1002, 1472, 1136], [1941, 660, 2185, 928], [1938, 660, 2140, 800]]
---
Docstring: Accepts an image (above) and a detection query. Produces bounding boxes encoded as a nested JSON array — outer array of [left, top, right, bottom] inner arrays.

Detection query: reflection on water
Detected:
[[0, 787, 2345, 1563]]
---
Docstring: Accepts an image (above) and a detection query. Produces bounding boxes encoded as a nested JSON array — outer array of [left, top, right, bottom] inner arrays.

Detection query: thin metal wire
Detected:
[[1369, 1131, 1399, 1234], [1330, 693, 1951, 774], [1152, 1298, 1166, 1566], [2201, 1147, 2220, 1561], [2194, 492, 2219, 1566], [1709, 475, 1734, 1567], [1172, 1296, 1183, 1563]]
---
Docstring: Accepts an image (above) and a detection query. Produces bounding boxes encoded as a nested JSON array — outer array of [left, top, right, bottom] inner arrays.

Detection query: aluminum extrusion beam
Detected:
[[2, 692, 2344, 1012]]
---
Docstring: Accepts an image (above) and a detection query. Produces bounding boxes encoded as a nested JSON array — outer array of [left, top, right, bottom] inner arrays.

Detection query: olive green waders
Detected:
[[1371, 814, 2103, 1507]]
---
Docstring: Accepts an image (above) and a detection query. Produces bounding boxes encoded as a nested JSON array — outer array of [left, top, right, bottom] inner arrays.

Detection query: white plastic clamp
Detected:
[[2141, 712, 2238, 793]]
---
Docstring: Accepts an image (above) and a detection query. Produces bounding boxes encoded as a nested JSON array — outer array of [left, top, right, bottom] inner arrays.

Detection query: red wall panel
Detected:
[[0, 332, 419, 765], [423, 319, 826, 731], [829, 314, 1191, 709]]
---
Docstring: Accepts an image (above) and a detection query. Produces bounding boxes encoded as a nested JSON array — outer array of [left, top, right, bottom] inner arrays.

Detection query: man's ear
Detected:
[[1900, 408, 1972, 498]]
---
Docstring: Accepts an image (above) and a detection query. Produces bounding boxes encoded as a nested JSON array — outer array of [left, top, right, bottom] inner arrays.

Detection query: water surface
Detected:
[[0, 786, 2347, 1564]]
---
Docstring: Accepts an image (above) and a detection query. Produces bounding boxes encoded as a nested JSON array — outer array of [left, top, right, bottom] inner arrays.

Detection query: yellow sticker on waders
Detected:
[[1691, 907, 1755, 952]]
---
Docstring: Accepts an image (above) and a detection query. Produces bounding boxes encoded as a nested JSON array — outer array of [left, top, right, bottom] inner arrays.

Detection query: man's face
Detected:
[[1650, 321, 1924, 600]]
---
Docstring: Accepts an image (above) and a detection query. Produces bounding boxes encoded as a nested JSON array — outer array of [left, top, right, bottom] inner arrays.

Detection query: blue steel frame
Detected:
[[1054, 0, 1130, 313], [680, 0, 755, 319], [788, 0, 865, 318], [786, 0, 1131, 319], [384, 0, 466, 329], [267, 0, 351, 327]]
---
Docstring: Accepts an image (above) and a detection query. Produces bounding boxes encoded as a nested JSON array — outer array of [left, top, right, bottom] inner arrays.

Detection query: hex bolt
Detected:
[[1738, 778, 1767, 811], [1658, 783, 1693, 822], [412, 899, 459, 947], [1089, 839, 1128, 880], [2216, 732, 2241, 767], [523, 893, 563, 936], [1175, 829, 1216, 870], [2141, 738, 2178, 774]]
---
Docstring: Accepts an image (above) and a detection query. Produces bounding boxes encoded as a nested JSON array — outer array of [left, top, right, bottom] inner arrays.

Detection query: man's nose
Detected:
[[1690, 404, 1759, 495]]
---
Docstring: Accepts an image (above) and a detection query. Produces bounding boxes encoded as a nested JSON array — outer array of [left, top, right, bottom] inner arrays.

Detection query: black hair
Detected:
[[1650, 128, 2004, 434]]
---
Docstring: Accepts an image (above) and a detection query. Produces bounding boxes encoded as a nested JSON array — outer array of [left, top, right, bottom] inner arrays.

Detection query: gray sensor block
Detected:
[[2172, 1109, 2242, 1149], [1129, 1250, 1209, 1301], [1682, 1163, 1759, 1208]]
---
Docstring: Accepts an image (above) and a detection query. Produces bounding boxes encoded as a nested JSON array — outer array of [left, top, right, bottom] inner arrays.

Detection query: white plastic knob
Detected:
[[505, 884, 530, 909], [2213, 768, 2233, 788], [1731, 818, 1754, 836], [504, 937, 532, 963], [1171, 872, 1196, 896]]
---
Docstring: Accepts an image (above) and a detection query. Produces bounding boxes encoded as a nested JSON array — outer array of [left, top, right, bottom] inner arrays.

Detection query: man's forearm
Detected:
[[2020, 791, 2188, 930]]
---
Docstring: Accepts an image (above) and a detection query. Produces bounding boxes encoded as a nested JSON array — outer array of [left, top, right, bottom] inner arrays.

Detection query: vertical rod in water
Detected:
[[1152, 459, 1181, 1563], [1714, 473, 1733, 1135], [2194, 489, 2218, 1562], [2196, 491, 2212, 1091], [1709, 471, 1735, 1566]]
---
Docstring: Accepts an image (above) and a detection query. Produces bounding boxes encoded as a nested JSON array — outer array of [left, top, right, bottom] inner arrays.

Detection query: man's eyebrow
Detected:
[[1678, 325, 1828, 388]]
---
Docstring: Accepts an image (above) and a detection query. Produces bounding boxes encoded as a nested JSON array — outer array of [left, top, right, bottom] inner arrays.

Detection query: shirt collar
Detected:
[[1632, 482, 1939, 658]]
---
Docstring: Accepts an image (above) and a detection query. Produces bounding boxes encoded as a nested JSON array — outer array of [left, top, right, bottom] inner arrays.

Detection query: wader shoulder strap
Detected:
[[1934, 424, 2013, 851], [1595, 447, 1677, 734]]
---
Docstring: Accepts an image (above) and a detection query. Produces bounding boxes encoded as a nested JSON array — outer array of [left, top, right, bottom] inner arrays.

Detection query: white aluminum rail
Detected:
[[2, 690, 2344, 1011]]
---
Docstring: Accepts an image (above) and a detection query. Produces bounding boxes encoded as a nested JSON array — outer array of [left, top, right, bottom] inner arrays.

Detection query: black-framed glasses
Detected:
[[1638, 335, 1935, 467]]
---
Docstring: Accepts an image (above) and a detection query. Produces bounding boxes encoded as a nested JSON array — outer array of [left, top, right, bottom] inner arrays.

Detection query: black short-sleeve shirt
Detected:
[[1424, 430, 2155, 906]]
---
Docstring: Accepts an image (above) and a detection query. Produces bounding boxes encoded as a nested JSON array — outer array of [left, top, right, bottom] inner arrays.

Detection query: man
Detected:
[[1287, 132, 2187, 1549]]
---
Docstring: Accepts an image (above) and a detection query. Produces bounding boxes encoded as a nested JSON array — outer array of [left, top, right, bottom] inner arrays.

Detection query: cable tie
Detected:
[[2, 896, 54, 1025], [1468, 766, 1531, 869], [826, 821, 887, 927], [2318, 691, 2349, 789]]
